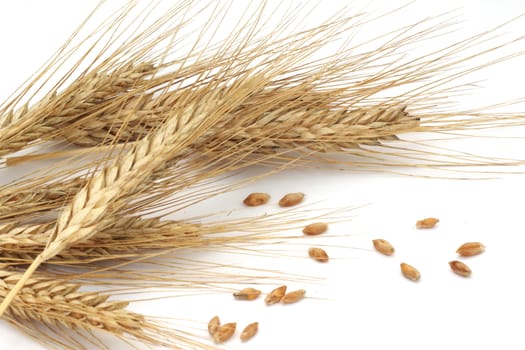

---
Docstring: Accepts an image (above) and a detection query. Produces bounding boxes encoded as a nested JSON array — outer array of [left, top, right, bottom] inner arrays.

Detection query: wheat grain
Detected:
[[243, 193, 270, 207], [400, 263, 421, 282], [282, 289, 306, 304], [265, 285, 287, 305], [449, 260, 472, 277], [303, 222, 328, 235], [278, 192, 304, 207], [233, 288, 262, 301], [372, 239, 395, 256], [416, 218, 439, 229], [308, 247, 329, 262], [456, 242, 485, 257], [213, 322, 236, 343], [208, 316, 220, 336], [240, 322, 258, 342]]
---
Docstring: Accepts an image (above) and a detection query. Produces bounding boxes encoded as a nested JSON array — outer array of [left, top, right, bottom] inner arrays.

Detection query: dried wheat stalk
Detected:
[[0, 62, 156, 157], [1, 266, 209, 349], [0, 217, 200, 264], [0, 178, 84, 221], [59, 84, 417, 150]]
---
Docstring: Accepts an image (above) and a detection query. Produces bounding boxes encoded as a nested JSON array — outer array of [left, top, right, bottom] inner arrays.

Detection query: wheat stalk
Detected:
[[0, 178, 84, 221], [0, 217, 200, 264], [57, 81, 417, 149], [0, 62, 156, 157], [1, 266, 210, 349]]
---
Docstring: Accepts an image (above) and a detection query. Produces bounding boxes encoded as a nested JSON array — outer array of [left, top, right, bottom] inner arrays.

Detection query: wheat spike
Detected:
[[1, 266, 209, 349], [0, 177, 85, 221], [0, 217, 200, 264], [0, 62, 156, 157], [58, 82, 417, 150]]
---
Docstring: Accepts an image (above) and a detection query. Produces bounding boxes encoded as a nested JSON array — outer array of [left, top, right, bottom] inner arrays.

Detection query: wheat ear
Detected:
[[0, 62, 155, 157], [1, 266, 210, 349], [0, 177, 85, 221], [0, 217, 200, 264]]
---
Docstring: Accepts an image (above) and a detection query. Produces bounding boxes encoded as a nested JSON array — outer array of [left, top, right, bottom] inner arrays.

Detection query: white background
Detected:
[[1, 1, 525, 349]]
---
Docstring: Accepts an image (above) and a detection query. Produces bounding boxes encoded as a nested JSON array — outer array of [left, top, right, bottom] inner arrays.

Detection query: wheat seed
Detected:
[[449, 260, 472, 277], [400, 263, 420, 281], [302, 222, 328, 235], [240, 322, 259, 342], [282, 289, 306, 304], [214, 322, 236, 343], [416, 217, 439, 229], [208, 316, 220, 336], [456, 242, 485, 257], [372, 239, 395, 256], [265, 285, 287, 305], [308, 247, 329, 262], [233, 288, 261, 301], [243, 193, 270, 206], [278, 192, 304, 207]]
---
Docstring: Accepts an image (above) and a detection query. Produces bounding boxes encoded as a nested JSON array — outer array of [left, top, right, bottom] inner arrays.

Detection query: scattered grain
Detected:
[[303, 222, 328, 235], [416, 217, 439, 229], [456, 242, 485, 257], [282, 289, 306, 304], [449, 260, 472, 277], [308, 247, 329, 262], [243, 192, 270, 206], [265, 285, 287, 305], [240, 322, 259, 342], [214, 322, 236, 343], [233, 288, 261, 300], [400, 263, 420, 282], [208, 316, 220, 336], [278, 192, 304, 207], [372, 239, 395, 256]]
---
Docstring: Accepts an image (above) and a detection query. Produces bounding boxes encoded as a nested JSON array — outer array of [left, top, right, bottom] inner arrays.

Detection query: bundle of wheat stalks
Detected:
[[0, 0, 524, 349]]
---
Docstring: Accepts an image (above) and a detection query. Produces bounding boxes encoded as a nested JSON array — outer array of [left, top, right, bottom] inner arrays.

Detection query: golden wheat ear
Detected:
[[1, 266, 214, 349]]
